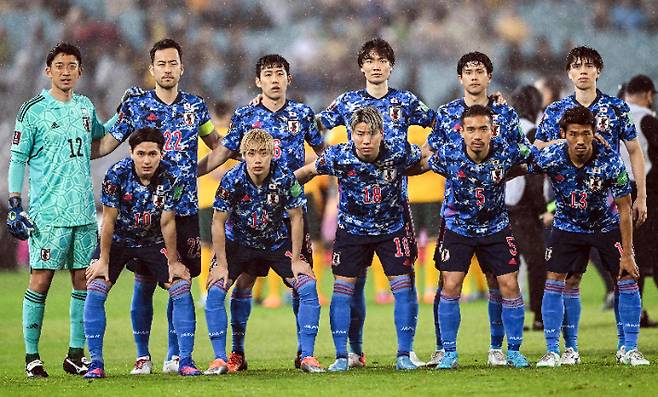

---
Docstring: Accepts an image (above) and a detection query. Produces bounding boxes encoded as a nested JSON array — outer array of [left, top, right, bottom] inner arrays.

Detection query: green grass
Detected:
[[0, 269, 657, 396]]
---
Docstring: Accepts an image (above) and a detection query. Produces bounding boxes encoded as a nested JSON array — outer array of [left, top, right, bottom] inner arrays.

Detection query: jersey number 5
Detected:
[[475, 188, 485, 207]]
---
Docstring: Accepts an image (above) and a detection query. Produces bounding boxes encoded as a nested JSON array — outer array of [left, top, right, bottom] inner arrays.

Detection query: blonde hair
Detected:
[[350, 106, 383, 134], [240, 128, 274, 154]]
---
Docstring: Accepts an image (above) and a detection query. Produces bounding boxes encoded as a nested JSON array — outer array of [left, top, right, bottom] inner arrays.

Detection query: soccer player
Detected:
[[204, 128, 323, 374], [7, 42, 107, 377], [296, 106, 421, 371], [198, 54, 324, 371], [83, 128, 201, 378], [534, 46, 647, 364], [424, 51, 529, 367], [413, 105, 532, 369], [92, 38, 220, 374], [317, 37, 435, 368], [533, 106, 649, 367]]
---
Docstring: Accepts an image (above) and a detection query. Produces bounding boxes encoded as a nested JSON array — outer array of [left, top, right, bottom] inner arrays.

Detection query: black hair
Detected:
[[461, 104, 493, 124], [129, 127, 164, 150], [457, 52, 493, 76], [255, 54, 290, 77], [565, 46, 603, 71], [212, 100, 233, 117], [149, 38, 183, 63], [357, 38, 395, 67], [559, 106, 596, 132], [626, 74, 656, 95], [510, 85, 543, 122], [46, 42, 82, 67]]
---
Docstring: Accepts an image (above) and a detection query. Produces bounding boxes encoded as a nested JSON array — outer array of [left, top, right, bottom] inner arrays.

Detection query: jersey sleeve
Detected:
[[318, 94, 345, 130], [101, 167, 122, 208], [8, 111, 36, 193], [535, 105, 561, 143], [427, 110, 447, 151], [314, 146, 337, 176], [90, 105, 106, 140], [618, 102, 638, 141], [110, 99, 137, 143], [303, 107, 324, 148], [222, 110, 244, 152], [428, 149, 448, 175], [213, 173, 235, 213], [507, 109, 526, 145], [163, 172, 183, 212], [408, 93, 436, 128], [284, 173, 307, 210], [197, 100, 215, 137], [405, 143, 422, 167], [610, 158, 632, 199]]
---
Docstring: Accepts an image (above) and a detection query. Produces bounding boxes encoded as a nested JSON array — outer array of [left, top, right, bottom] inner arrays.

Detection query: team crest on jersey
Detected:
[[596, 115, 609, 131], [545, 247, 552, 261], [332, 252, 341, 266], [587, 176, 603, 191], [490, 167, 504, 183], [267, 192, 280, 205], [153, 185, 166, 207], [184, 112, 196, 126], [381, 167, 397, 182], [288, 119, 300, 134], [217, 186, 231, 201], [81, 107, 91, 132], [40, 249, 51, 261], [13, 130, 21, 145], [389, 106, 402, 121], [491, 115, 500, 137]]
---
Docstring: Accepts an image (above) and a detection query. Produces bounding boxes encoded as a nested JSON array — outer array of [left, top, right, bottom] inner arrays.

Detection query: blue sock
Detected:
[[292, 275, 320, 359], [166, 298, 180, 360], [168, 280, 195, 361], [502, 295, 525, 351], [613, 288, 625, 350], [488, 289, 504, 349], [617, 280, 641, 351], [562, 287, 580, 351], [330, 279, 355, 359], [84, 279, 111, 364], [542, 279, 565, 354], [390, 275, 415, 357], [433, 287, 443, 350], [130, 275, 156, 358], [205, 283, 229, 361], [409, 274, 419, 345], [291, 289, 301, 354], [348, 274, 366, 355], [230, 288, 252, 354], [438, 293, 460, 352]]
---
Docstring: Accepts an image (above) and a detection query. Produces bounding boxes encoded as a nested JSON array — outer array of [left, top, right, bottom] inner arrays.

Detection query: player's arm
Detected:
[[287, 206, 314, 280], [295, 161, 319, 185], [160, 209, 188, 282], [209, 210, 230, 288], [91, 133, 122, 159], [406, 146, 435, 176], [86, 205, 118, 284], [615, 194, 639, 279], [198, 144, 239, 176], [622, 138, 647, 226]]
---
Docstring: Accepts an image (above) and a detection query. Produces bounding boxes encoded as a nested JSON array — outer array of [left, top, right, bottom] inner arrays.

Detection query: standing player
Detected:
[[318, 38, 435, 367], [533, 106, 649, 367], [199, 54, 324, 371], [534, 46, 647, 364], [296, 107, 421, 371], [84, 128, 201, 378], [424, 51, 529, 367], [92, 38, 220, 374], [7, 42, 107, 377], [204, 129, 323, 374], [414, 105, 532, 369]]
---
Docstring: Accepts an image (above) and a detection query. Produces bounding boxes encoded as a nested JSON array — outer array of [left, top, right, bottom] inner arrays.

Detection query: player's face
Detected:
[[131, 141, 163, 180], [459, 62, 491, 96], [46, 53, 82, 93], [243, 144, 272, 178], [150, 48, 184, 90], [567, 58, 600, 91], [256, 65, 290, 101], [461, 115, 492, 154], [360, 51, 392, 85], [352, 122, 383, 161], [562, 123, 594, 159]]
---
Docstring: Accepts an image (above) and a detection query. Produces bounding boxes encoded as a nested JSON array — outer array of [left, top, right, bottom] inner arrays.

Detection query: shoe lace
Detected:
[[540, 352, 557, 362], [492, 350, 505, 360], [135, 358, 149, 369], [629, 350, 646, 360]]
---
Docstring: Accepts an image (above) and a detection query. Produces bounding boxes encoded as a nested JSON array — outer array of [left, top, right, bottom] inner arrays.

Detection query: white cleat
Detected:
[[620, 349, 650, 366], [560, 347, 581, 365], [409, 351, 426, 367], [347, 352, 366, 368], [616, 346, 626, 363], [130, 356, 153, 375], [487, 349, 507, 367], [426, 350, 445, 368], [162, 355, 180, 374], [536, 351, 561, 368]]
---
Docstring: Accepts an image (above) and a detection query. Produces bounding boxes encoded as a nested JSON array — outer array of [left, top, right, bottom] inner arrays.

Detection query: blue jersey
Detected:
[[111, 90, 214, 216], [101, 159, 181, 247], [529, 142, 631, 233], [536, 90, 637, 152], [429, 140, 534, 237], [213, 161, 306, 251], [315, 142, 421, 236], [223, 100, 323, 171]]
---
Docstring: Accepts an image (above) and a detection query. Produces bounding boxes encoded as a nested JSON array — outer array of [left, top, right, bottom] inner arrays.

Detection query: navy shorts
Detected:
[[545, 228, 624, 275], [331, 227, 416, 278], [435, 227, 520, 277], [217, 239, 295, 284], [91, 243, 170, 285]]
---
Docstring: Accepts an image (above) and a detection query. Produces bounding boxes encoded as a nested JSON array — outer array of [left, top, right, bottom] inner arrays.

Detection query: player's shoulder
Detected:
[[178, 90, 206, 104], [286, 99, 313, 115], [491, 101, 518, 118], [599, 92, 630, 112], [389, 87, 416, 100], [437, 98, 465, 116], [232, 103, 256, 118], [16, 93, 48, 122], [547, 96, 574, 114], [108, 157, 133, 178]]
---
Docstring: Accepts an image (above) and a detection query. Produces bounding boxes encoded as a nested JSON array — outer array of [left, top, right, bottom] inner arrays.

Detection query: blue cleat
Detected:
[[327, 358, 349, 372], [178, 358, 201, 376], [507, 351, 530, 368], [83, 361, 106, 379], [395, 355, 418, 370], [436, 351, 458, 369]]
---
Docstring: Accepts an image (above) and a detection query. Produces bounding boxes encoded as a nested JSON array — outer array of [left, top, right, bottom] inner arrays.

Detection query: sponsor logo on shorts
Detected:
[[440, 248, 450, 262], [332, 252, 341, 266], [545, 247, 552, 261]]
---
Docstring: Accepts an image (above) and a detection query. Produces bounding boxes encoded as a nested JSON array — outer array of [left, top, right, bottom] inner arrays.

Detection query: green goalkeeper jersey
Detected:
[[10, 89, 105, 227]]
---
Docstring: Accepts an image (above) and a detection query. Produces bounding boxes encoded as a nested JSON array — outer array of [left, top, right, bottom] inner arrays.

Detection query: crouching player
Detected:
[[296, 106, 420, 371], [533, 106, 649, 367], [83, 128, 201, 378], [411, 105, 532, 369], [204, 128, 323, 374]]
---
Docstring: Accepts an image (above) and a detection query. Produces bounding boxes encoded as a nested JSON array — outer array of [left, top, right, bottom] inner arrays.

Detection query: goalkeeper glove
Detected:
[[6, 196, 34, 240]]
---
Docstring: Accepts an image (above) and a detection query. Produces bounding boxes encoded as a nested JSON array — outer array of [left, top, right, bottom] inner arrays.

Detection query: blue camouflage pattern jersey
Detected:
[[529, 141, 631, 233], [315, 142, 421, 236], [536, 90, 637, 152], [101, 159, 182, 247], [213, 161, 306, 250], [111, 90, 214, 216], [223, 100, 323, 171], [429, 140, 534, 237]]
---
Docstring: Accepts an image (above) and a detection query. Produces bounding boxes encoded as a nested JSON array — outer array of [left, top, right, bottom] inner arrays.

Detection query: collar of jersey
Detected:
[[568, 89, 603, 109], [256, 99, 289, 114], [41, 89, 74, 106], [360, 88, 395, 100], [151, 89, 183, 106]]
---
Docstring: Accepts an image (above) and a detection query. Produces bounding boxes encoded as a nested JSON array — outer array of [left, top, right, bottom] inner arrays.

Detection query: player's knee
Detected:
[[28, 270, 55, 294], [235, 273, 257, 290], [485, 272, 499, 289], [565, 273, 583, 288], [496, 274, 520, 297], [546, 271, 567, 282], [293, 275, 318, 301], [441, 275, 463, 297]]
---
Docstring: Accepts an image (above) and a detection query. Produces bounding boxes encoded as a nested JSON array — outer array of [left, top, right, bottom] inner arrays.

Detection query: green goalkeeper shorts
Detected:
[[29, 223, 98, 270]]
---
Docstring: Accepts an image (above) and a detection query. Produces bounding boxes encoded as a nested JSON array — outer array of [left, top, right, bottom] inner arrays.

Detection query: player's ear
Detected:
[[560, 128, 565, 139], [45, 66, 52, 79], [255, 76, 262, 88], [180, 63, 184, 76], [149, 64, 154, 77], [287, 73, 292, 85]]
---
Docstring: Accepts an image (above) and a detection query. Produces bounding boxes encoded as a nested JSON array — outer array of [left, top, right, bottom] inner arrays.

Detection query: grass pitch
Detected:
[[0, 268, 656, 396]]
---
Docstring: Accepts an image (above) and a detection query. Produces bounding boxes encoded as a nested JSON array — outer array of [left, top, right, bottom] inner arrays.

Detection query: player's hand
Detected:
[[540, 211, 554, 228], [207, 264, 230, 289], [291, 257, 315, 281], [6, 197, 34, 240], [632, 195, 648, 227], [594, 133, 611, 149], [168, 261, 190, 282], [619, 255, 639, 280], [116, 86, 146, 112], [248, 94, 263, 106], [491, 91, 507, 105], [86, 258, 110, 285]]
